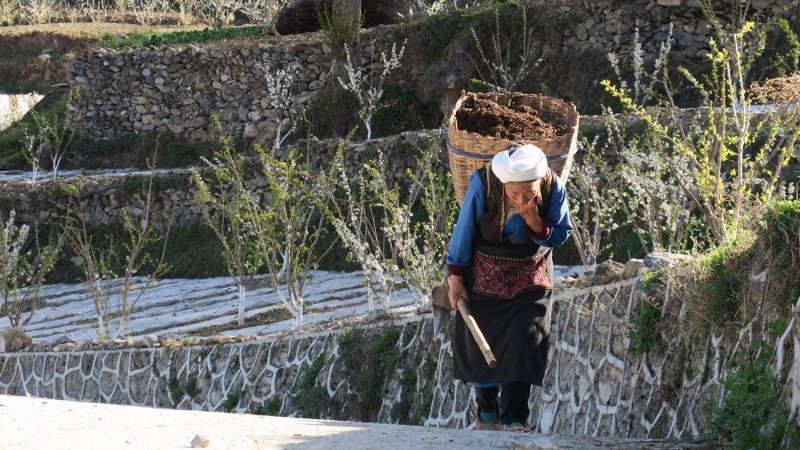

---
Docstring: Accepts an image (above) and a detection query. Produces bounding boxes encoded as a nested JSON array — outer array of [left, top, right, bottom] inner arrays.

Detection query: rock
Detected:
[[28, 342, 52, 352], [243, 122, 259, 138], [560, 276, 577, 288], [695, 19, 711, 35], [575, 23, 589, 41], [643, 252, 692, 270], [623, 259, 645, 279], [190, 434, 210, 448], [574, 271, 594, 288], [52, 342, 77, 352], [144, 335, 160, 348], [672, 30, 695, 48], [0, 327, 33, 353], [182, 117, 207, 129], [656, 0, 681, 5], [593, 260, 625, 285]]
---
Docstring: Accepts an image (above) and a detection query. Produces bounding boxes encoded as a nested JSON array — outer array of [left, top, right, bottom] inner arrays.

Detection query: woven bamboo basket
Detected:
[[447, 91, 580, 205]]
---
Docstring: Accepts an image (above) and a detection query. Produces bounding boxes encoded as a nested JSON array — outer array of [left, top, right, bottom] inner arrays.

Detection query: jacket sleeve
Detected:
[[531, 176, 573, 248], [446, 171, 487, 276]]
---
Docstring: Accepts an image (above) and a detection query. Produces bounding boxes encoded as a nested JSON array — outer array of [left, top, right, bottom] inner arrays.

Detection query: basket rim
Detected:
[[448, 91, 579, 143]]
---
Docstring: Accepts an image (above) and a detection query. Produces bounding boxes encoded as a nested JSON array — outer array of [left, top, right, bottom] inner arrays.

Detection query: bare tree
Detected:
[[63, 167, 173, 338], [192, 125, 262, 327]]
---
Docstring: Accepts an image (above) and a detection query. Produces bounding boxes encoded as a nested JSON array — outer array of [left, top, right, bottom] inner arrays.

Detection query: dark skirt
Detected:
[[453, 240, 553, 386]]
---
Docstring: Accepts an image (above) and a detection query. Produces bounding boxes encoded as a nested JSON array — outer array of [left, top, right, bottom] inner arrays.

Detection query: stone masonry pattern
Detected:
[[67, 1, 800, 145], [2, 278, 798, 439]]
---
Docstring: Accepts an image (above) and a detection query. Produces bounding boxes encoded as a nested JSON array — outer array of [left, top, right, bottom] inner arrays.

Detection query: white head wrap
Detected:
[[491, 144, 548, 183]]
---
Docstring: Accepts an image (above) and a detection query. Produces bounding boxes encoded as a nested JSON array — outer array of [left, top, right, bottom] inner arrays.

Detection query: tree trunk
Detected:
[[237, 283, 246, 326]]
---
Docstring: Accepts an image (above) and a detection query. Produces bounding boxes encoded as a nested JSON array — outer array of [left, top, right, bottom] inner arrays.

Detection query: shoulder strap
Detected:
[[538, 169, 556, 213]]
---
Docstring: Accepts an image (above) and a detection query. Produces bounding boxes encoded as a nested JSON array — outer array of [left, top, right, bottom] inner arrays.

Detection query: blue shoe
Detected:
[[475, 404, 501, 431]]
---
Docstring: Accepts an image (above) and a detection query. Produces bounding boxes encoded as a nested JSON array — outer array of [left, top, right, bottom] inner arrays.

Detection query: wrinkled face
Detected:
[[504, 180, 542, 208]]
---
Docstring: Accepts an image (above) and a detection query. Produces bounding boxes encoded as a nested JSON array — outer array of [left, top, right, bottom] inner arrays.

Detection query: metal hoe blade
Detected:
[[433, 307, 452, 337], [430, 279, 453, 337]]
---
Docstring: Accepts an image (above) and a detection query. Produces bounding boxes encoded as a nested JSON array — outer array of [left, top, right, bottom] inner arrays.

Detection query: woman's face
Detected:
[[504, 180, 541, 208]]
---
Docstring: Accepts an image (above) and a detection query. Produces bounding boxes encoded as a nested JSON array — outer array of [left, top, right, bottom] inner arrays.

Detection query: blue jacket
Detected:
[[446, 170, 573, 276]]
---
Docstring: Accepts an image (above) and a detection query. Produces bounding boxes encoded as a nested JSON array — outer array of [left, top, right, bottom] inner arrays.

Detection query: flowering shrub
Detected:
[[338, 40, 407, 141], [192, 63, 321, 326], [567, 139, 621, 269], [0, 0, 18, 25], [0, 210, 61, 327], [314, 135, 455, 310], [468, 2, 541, 93], [603, 18, 799, 246]]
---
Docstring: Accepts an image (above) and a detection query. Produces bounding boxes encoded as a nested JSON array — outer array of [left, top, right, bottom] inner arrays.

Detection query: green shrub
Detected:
[[168, 375, 185, 406], [628, 294, 663, 354], [706, 347, 800, 449], [762, 200, 800, 305], [693, 237, 756, 334], [337, 327, 401, 421], [71, 132, 213, 170], [45, 223, 228, 284], [118, 173, 187, 194], [372, 87, 442, 138], [414, 358, 435, 425], [301, 79, 360, 140], [184, 377, 199, 398], [0, 97, 68, 170], [316, 0, 362, 59], [293, 355, 329, 418], [101, 26, 270, 50], [220, 384, 246, 412], [256, 397, 282, 416]]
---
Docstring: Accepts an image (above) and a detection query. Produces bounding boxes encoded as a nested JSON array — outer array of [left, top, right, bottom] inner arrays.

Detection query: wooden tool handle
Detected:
[[456, 297, 497, 368]]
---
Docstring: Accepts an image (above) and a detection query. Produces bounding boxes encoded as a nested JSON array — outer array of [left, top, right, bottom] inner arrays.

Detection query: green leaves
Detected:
[[706, 346, 799, 449]]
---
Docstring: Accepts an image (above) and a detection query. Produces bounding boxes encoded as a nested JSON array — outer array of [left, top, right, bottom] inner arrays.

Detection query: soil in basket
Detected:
[[455, 95, 569, 141]]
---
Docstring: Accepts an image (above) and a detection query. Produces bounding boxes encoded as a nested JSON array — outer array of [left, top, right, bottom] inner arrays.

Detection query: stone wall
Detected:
[[66, 0, 800, 142], [69, 35, 330, 144], [0, 130, 443, 229], [2, 278, 798, 439]]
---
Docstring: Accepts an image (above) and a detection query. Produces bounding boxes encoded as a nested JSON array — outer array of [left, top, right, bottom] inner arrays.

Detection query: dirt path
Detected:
[[1, 394, 705, 450]]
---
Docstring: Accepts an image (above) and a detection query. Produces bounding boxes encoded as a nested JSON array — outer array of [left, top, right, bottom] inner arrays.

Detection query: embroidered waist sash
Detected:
[[469, 243, 552, 299]]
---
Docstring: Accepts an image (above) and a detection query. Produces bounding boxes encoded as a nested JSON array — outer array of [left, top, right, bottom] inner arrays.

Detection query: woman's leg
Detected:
[[473, 383, 500, 428], [499, 381, 531, 425], [474, 384, 499, 410]]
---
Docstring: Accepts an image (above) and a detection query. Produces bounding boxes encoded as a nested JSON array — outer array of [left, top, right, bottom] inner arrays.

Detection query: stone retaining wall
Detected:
[[2, 279, 798, 439], [67, 1, 800, 142], [0, 130, 443, 228]]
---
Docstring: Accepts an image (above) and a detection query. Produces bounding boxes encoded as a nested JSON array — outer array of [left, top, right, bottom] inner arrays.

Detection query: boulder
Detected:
[[623, 259, 646, 279], [644, 252, 692, 270], [593, 260, 625, 285]]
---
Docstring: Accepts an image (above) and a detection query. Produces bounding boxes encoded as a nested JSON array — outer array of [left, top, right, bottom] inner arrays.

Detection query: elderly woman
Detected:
[[446, 143, 573, 432]]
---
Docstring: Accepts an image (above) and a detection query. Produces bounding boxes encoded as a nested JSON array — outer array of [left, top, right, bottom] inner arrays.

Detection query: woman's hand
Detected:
[[448, 275, 468, 310], [516, 195, 545, 235]]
